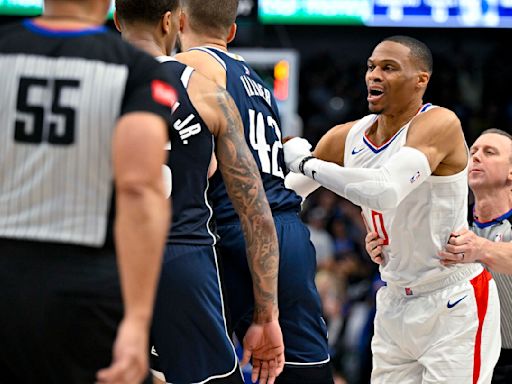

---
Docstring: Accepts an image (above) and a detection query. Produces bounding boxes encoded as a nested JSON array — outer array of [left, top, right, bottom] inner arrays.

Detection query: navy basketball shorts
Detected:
[[0, 239, 143, 384], [216, 212, 330, 365], [150, 243, 241, 383]]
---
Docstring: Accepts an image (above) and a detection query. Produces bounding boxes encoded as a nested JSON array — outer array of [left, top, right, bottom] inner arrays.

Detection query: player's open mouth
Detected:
[[368, 88, 384, 102]]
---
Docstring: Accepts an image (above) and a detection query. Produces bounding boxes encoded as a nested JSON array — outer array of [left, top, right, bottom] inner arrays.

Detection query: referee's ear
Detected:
[[113, 11, 122, 33]]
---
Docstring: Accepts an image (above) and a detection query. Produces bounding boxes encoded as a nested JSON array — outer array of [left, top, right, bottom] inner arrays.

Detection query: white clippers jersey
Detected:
[[344, 104, 471, 288]]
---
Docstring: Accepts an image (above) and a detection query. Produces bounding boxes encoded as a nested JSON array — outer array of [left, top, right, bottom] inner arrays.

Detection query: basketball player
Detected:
[[114, 1, 284, 383], [0, 0, 174, 383], [174, 1, 333, 383], [284, 36, 501, 383]]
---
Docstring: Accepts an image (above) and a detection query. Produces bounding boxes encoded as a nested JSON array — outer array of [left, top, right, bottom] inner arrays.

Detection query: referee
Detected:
[[0, 0, 174, 383]]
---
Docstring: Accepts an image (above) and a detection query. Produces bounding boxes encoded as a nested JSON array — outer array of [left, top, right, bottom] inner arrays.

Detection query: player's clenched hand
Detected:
[[362, 212, 384, 265], [283, 137, 312, 173], [96, 317, 150, 384], [241, 320, 285, 384], [439, 228, 487, 266], [365, 231, 385, 265]]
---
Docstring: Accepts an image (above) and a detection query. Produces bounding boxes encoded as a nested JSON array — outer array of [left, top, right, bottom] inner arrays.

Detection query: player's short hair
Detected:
[[181, 0, 238, 37], [480, 128, 512, 163], [381, 35, 433, 74], [115, 0, 180, 24]]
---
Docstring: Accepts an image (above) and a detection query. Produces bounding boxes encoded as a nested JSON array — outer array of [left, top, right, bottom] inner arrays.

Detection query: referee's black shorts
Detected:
[[0, 238, 126, 383]]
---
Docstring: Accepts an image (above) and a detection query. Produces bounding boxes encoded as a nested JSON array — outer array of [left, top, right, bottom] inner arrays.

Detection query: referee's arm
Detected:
[[97, 112, 169, 383]]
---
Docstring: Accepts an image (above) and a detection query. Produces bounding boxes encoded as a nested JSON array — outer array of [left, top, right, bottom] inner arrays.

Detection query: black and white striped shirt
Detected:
[[0, 19, 174, 248], [472, 209, 512, 349]]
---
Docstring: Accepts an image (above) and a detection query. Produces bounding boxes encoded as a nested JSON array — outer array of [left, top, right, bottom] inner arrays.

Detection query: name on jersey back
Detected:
[[240, 75, 272, 107]]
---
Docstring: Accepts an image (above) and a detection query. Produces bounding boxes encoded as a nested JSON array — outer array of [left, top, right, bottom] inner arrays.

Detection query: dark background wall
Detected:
[[1, 13, 510, 144], [232, 22, 512, 144]]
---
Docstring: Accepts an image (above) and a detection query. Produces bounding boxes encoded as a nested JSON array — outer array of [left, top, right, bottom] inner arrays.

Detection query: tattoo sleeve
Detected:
[[214, 87, 279, 322]]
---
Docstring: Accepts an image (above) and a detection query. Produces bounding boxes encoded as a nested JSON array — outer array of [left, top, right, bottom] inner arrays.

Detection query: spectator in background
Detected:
[[307, 207, 335, 270]]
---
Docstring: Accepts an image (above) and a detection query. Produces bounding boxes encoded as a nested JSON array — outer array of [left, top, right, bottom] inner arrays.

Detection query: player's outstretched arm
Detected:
[[97, 112, 169, 384], [188, 73, 284, 383], [283, 122, 352, 200], [283, 109, 465, 211]]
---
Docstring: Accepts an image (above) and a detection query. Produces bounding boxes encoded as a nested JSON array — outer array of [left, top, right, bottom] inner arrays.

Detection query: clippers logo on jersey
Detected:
[[410, 171, 421, 184], [152, 80, 177, 108], [173, 113, 201, 145], [495, 233, 504, 242]]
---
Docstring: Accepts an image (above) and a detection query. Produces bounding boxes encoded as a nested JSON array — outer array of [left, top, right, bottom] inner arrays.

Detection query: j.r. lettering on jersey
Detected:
[[240, 75, 272, 107], [173, 113, 201, 145]]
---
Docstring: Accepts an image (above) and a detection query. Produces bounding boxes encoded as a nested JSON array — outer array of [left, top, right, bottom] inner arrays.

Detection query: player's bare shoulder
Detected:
[[185, 69, 241, 139], [175, 50, 226, 87], [407, 106, 467, 175], [313, 120, 360, 166]]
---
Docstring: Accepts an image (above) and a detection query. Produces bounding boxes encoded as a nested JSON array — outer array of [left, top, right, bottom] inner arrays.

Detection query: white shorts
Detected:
[[372, 266, 501, 384]]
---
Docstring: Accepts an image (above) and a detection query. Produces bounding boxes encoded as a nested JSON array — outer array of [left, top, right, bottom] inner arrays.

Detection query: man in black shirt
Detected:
[[0, 1, 174, 383]]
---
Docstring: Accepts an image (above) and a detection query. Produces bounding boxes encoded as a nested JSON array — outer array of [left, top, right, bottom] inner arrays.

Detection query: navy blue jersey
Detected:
[[193, 47, 302, 223], [158, 58, 215, 246]]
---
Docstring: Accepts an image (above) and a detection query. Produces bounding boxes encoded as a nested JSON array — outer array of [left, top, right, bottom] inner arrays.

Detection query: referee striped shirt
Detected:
[[472, 213, 512, 348], [0, 20, 174, 248]]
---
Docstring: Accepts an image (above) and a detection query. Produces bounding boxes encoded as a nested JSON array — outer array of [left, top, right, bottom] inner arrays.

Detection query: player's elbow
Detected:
[[345, 183, 400, 211]]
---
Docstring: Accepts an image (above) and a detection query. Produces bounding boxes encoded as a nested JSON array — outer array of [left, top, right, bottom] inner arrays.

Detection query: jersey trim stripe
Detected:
[[205, 135, 217, 246], [156, 56, 176, 63], [473, 208, 512, 229], [363, 125, 407, 153], [471, 270, 492, 384], [419, 102, 432, 112], [180, 66, 194, 89], [22, 19, 107, 37], [362, 103, 434, 154], [197, 46, 245, 62]]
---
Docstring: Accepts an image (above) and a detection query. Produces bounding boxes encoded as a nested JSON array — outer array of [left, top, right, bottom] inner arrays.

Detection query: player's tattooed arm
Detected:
[[214, 87, 279, 322]]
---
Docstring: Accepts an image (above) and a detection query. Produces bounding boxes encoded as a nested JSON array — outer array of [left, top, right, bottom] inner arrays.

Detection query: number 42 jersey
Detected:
[[195, 47, 302, 224]]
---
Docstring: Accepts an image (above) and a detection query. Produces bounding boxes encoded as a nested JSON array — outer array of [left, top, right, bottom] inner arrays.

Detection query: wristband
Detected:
[[299, 155, 316, 175]]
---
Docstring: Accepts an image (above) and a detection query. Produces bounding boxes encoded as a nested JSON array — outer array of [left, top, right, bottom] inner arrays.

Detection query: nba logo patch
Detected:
[[405, 287, 413, 296], [410, 171, 421, 184], [495, 233, 503, 242]]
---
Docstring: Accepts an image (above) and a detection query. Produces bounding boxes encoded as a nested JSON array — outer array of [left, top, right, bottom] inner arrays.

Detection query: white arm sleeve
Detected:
[[301, 146, 432, 211], [284, 172, 321, 201]]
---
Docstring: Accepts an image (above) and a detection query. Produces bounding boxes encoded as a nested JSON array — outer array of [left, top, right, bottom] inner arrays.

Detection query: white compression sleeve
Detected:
[[284, 172, 321, 201], [301, 146, 432, 211]]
